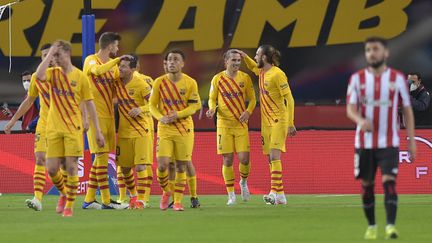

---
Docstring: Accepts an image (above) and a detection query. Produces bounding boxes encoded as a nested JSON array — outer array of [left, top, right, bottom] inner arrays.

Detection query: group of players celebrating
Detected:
[[4, 32, 414, 240], [5, 32, 296, 217]]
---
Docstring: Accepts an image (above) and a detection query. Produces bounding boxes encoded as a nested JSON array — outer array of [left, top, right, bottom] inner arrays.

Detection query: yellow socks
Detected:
[[136, 170, 146, 201], [116, 166, 127, 202], [222, 165, 235, 193], [95, 154, 110, 205], [84, 159, 98, 203], [123, 169, 137, 196], [33, 165, 46, 201], [143, 166, 153, 202], [157, 169, 170, 193], [270, 160, 284, 194], [49, 170, 66, 195], [173, 172, 186, 204], [187, 175, 197, 198], [65, 175, 79, 209], [239, 162, 250, 181]]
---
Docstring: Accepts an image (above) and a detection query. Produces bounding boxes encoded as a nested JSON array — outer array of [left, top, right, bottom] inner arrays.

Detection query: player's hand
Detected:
[[96, 130, 105, 148], [408, 139, 417, 162], [359, 119, 373, 132], [206, 109, 215, 119], [239, 111, 250, 123], [234, 49, 247, 58], [160, 115, 172, 124], [168, 110, 178, 120], [4, 120, 15, 134], [288, 126, 297, 137], [128, 108, 142, 118]]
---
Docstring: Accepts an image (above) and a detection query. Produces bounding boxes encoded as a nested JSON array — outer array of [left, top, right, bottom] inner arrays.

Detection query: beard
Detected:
[[257, 59, 264, 68], [368, 58, 385, 69]]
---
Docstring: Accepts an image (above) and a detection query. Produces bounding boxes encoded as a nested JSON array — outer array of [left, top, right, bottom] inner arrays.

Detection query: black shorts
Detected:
[[354, 147, 399, 181]]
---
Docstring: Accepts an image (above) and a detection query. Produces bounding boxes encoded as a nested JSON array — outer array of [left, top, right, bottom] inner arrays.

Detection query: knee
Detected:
[[135, 165, 145, 172], [47, 167, 58, 177], [35, 154, 46, 166]]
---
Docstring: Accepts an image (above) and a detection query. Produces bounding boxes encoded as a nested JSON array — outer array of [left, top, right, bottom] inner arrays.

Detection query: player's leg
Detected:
[[378, 148, 400, 239], [168, 160, 176, 193], [117, 138, 137, 209], [134, 136, 153, 209], [186, 161, 200, 208], [83, 126, 99, 206], [46, 133, 68, 213], [222, 153, 236, 205], [116, 166, 127, 203], [218, 127, 236, 205], [355, 149, 378, 240], [120, 166, 137, 209], [62, 156, 80, 217], [236, 127, 251, 202], [156, 135, 174, 210], [173, 160, 187, 211], [26, 150, 46, 211], [142, 133, 154, 207]]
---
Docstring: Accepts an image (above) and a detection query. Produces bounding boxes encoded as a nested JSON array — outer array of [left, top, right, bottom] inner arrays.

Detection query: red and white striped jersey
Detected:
[[346, 68, 411, 149]]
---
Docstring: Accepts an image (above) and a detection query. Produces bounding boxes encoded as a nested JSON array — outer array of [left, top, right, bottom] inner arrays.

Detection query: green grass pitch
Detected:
[[0, 194, 431, 242]]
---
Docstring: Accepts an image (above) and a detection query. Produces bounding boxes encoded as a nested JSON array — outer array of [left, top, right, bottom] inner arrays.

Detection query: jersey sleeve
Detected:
[[139, 84, 152, 113], [277, 71, 291, 97], [27, 74, 39, 98], [149, 80, 163, 120], [346, 74, 359, 105], [243, 55, 260, 76], [244, 74, 256, 114], [397, 75, 411, 107], [81, 74, 94, 101], [208, 75, 218, 111]]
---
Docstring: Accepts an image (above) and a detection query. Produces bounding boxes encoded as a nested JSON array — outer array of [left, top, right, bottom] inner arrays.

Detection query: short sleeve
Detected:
[[27, 74, 39, 98], [346, 74, 359, 105]]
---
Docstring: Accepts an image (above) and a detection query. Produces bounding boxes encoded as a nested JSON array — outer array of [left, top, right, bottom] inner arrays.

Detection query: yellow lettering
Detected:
[[136, 0, 225, 54], [327, 0, 411, 45], [231, 0, 329, 48], [38, 0, 121, 56], [0, 0, 44, 56]]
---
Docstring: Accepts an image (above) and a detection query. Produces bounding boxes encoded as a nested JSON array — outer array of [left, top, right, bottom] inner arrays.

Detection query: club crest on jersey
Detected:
[[128, 89, 135, 96], [239, 82, 244, 88], [180, 89, 186, 95], [70, 80, 77, 87]]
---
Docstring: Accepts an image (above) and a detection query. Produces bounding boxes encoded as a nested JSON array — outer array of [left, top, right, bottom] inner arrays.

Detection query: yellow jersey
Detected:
[[149, 73, 201, 136], [83, 54, 120, 118], [134, 71, 154, 88], [115, 74, 152, 138], [44, 67, 93, 133], [244, 56, 294, 127], [27, 73, 50, 133], [208, 70, 256, 128]]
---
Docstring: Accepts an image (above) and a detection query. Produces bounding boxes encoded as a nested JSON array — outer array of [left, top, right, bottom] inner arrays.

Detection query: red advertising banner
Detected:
[[0, 130, 431, 195]]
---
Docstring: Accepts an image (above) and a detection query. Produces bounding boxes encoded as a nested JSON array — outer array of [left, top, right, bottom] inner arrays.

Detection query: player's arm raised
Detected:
[[236, 50, 260, 76], [35, 43, 57, 81]]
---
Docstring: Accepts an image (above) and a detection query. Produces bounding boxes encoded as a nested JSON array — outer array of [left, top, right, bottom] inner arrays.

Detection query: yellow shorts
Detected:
[[157, 132, 194, 161], [261, 123, 288, 155], [34, 132, 47, 153], [87, 117, 116, 153], [116, 135, 153, 167], [217, 127, 250, 154], [46, 131, 83, 158]]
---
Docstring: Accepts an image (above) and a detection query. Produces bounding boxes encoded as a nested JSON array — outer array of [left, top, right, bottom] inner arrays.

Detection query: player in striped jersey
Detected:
[[238, 46, 296, 205], [116, 58, 155, 206], [82, 32, 129, 210], [114, 56, 153, 209], [206, 49, 256, 205], [346, 37, 416, 240], [4, 44, 66, 211], [35, 40, 104, 217], [150, 49, 202, 211]]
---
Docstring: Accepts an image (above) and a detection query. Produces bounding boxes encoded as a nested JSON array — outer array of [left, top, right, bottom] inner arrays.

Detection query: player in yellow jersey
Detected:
[[238, 45, 296, 205], [150, 49, 202, 211], [4, 44, 61, 211], [34, 40, 104, 217], [115, 56, 155, 206], [206, 49, 256, 205], [114, 56, 153, 209], [82, 32, 129, 210]]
